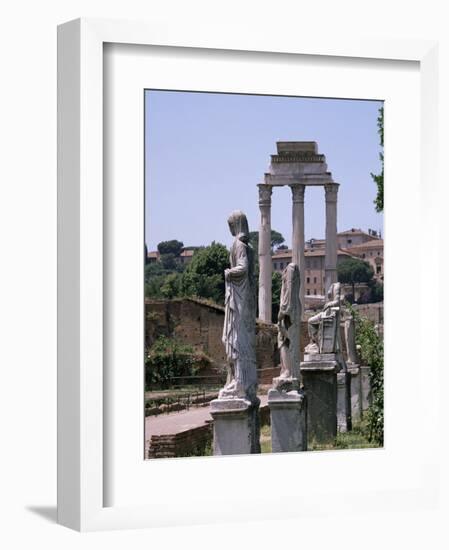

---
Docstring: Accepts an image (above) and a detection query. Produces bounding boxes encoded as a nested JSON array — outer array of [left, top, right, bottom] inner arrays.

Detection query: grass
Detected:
[[260, 424, 272, 453], [309, 420, 380, 451], [260, 419, 379, 453]]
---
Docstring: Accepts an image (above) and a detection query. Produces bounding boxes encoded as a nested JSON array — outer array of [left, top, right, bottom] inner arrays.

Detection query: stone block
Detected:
[[300, 359, 340, 445], [268, 388, 307, 452], [360, 366, 372, 411], [348, 365, 362, 423], [337, 371, 352, 432], [210, 397, 260, 456]]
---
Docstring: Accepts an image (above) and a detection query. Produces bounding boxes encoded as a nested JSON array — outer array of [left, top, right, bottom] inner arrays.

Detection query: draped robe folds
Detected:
[[277, 263, 301, 379], [222, 237, 257, 401]]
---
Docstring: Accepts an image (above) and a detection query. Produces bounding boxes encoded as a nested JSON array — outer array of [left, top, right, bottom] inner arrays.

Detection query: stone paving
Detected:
[[145, 395, 268, 455]]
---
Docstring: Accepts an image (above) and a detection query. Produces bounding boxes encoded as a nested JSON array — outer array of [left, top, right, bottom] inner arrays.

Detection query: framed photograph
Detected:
[[58, 18, 441, 531]]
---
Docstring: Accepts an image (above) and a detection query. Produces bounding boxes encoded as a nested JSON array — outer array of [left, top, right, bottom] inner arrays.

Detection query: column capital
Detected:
[[324, 183, 339, 203], [289, 184, 305, 204], [258, 184, 273, 207]]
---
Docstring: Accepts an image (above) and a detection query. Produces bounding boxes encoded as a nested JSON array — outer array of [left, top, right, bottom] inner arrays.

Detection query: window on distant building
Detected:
[[347, 239, 352, 244], [313, 276, 317, 284], [306, 289, 310, 295], [274, 262, 278, 270], [306, 276, 310, 284], [377, 265, 382, 274], [313, 289, 317, 295], [362, 253, 366, 258]]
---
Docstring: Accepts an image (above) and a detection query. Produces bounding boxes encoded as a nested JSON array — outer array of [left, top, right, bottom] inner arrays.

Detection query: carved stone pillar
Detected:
[[290, 184, 305, 316], [258, 184, 273, 323], [324, 183, 339, 294]]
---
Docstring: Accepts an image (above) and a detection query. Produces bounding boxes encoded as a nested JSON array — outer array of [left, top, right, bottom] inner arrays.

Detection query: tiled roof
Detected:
[[345, 239, 384, 250], [273, 248, 355, 259]]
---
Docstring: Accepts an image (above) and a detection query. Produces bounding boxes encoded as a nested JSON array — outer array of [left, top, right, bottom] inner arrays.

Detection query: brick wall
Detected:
[[146, 298, 280, 380]]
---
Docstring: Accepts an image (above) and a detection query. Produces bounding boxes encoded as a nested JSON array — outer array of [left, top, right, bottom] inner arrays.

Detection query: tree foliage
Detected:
[[160, 273, 182, 299], [248, 229, 285, 253], [145, 336, 202, 389], [157, 239, 184, 256], [338, 257, 374, 299], [271, 271, 282, 323], [181, 242, 230, 304], [371, 106, 384, 213], [352, 308, 384, 445]]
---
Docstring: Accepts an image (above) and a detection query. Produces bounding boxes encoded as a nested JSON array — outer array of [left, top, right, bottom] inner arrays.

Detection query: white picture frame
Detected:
[[58, 17, 442, 531]]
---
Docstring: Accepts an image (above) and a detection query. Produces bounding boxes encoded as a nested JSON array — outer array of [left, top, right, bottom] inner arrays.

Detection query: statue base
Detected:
[[360, 366, 372, 412], [272, 376, 300, 393], [337, 371, 352, 432], [300, 354, 341, 446], [348, 364, 362, 424], [210, 397, 260, 455], [268, 387, 307, 452]]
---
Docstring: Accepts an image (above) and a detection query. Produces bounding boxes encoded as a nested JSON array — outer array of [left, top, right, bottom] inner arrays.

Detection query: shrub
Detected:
[[145, 336, 209, 389], [352, 307, 384, 446]]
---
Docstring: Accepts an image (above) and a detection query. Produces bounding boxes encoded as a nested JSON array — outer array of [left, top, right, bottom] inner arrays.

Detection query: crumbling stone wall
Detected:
[[145, 298, 280, 381]]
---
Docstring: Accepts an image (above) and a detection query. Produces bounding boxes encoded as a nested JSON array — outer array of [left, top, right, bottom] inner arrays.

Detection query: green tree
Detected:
[[145, 336, 200, 389], [145, 275, 166, 299], [145, 262, 165, 280], [160, 273, 182, 299], [370, 281, 384, 303], [271, 271, 282, 323], [249, 229, 285, 254], [371, 106, 384, 213], [157, 240, 184, 257], [352, 308, 384, 445], [338, 257, 374, 300], [160, 252, 178, 271], [181, 242, 230, 304]]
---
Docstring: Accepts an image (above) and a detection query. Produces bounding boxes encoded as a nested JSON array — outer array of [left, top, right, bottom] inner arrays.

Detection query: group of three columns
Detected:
[[258, 182, 339, 324]]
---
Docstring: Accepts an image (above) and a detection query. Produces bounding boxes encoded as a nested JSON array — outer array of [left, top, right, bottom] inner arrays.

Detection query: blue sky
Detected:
[[145, 90, 383, 251]]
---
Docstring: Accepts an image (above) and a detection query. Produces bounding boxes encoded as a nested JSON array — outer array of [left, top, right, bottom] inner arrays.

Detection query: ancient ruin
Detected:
[[258, 142, 339, 322]]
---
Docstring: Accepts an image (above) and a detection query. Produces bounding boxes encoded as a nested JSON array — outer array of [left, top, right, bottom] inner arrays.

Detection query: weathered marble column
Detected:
[[290, 184, 305, 315], [324, 183, 339, 294], [258, 184, 273, 323]]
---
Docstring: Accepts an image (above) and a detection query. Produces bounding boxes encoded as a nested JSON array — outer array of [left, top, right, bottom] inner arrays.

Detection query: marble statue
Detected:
[[305, 282, 344, 355], [343, 308, 359, 364], [220, 210, 258, 403], [274, 263, 301, 389]]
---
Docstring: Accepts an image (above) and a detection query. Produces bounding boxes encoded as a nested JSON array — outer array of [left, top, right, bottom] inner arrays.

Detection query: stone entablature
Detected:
[[257, 141, 339, 322]]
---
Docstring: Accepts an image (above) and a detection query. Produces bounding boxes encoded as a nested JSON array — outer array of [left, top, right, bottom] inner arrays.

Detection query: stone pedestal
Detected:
[[337, 371, 352, 433], [348, 365, 362, 423], [210, 397, 260, 456], [268, 383, 307, 453], [300, 354, 341, 445], [360, 366, 372, 412]]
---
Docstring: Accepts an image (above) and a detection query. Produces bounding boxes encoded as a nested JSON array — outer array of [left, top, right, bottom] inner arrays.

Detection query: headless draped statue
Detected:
[[220, 210, 257, 403], [275, 263, 301, 388]]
